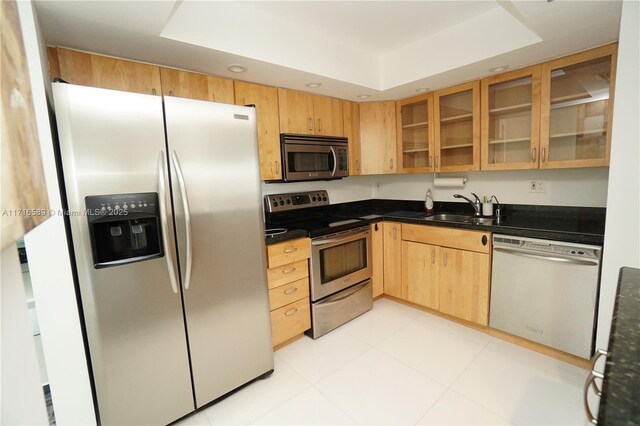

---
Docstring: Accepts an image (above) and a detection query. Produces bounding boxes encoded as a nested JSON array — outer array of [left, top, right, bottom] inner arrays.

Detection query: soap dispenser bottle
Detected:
[[425, 188, 434, 215]]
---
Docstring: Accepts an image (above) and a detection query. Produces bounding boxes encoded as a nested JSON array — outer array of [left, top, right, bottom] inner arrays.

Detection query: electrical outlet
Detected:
[[529, 180, 546, 193]]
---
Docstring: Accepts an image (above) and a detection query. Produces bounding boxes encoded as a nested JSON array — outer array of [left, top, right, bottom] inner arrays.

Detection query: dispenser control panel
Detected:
[[86, 192, 159, 220]]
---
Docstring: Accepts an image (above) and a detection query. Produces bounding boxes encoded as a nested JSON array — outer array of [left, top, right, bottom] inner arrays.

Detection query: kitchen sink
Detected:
[[465, 217, 495, 225], [423, 213, 473, 222]]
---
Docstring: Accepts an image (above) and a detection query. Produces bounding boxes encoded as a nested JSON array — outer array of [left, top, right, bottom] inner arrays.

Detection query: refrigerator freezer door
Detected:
[[164, 97, 274, 407], [52, 84, 194, 424]]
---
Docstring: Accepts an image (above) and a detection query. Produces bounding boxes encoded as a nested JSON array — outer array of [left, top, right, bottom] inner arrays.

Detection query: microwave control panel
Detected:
[[264, 190, 329, 213]]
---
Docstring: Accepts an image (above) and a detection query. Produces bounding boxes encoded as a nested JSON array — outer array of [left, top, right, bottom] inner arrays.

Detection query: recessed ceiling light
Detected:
[[227, 64, 247, 73], [357, 94, 370, 99], [306, 82, 322, 88], [490, 65, 509, 73], [415, 87, 430, 93]]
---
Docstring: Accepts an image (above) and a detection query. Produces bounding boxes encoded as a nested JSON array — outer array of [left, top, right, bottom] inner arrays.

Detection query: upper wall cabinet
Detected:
[[396, 93, 436, 173], [55, 48, 162, 95], [277, 89, 343, 136], [359, 102, 397, 175], [481, 65, 542, 170], [234, 81, 281, 181], [434, 81, 480, 172], [540, 44, 617, 169], [160, 68, 234, 103], [343, 101, 361, 175]]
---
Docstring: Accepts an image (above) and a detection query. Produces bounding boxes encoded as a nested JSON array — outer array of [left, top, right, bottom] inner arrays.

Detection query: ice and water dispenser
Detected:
[[86, 193, 163, 268]]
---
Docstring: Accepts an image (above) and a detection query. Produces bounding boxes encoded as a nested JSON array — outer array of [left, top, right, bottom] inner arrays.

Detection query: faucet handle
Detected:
[[470, 192, 482, 204]]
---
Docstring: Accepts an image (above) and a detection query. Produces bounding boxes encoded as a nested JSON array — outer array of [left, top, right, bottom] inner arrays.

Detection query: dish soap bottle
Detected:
[[425, 188, 434, 215]]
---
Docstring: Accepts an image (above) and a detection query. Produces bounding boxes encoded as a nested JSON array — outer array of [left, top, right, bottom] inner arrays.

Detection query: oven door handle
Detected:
[[317, 280, 370, 306], [330, 146, 337, 176], [312, 229, 370, 246]]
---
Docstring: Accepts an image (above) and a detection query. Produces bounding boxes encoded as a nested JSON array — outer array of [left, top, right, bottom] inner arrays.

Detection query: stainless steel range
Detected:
[[264, 191, 373, 338]]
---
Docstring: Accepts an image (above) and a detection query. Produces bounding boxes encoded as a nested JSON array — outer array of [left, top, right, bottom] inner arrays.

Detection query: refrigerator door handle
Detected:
[[171, 150, 193, 290], [158, 151, 179, 294]]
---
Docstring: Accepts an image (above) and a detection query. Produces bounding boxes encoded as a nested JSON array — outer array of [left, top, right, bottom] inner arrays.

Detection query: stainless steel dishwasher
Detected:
[[490, 235, 602, 359]]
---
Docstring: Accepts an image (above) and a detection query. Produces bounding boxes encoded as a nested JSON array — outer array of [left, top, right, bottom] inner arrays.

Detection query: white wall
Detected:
[[372, 168, 609, 207], [0, 247, 49, 425], [18, 1, 96, 424], [263, 168, 608, 207], [596, 0, 640, 349], [262, 175, 375, 204]]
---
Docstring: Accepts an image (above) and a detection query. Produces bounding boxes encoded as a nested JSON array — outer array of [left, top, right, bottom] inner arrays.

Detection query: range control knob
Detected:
[[285, 199, 291, 205]]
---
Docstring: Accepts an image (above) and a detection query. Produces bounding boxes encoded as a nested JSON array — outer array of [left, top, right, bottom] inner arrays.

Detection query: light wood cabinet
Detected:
[[438, 247, 490, 325], [396, 93, 436, 173], [434, 81, 480, 172], [56, 48, 162, 95], [540, 44, 617, 169], [277, 88, 343, 136], [402, 241, 439, 310], [382, 222, 403, 298], [234, 81, 282, 181], [265, 238, 311, 348], [360, 102, 397, 174], [159, 67, 234, 103], [401, 224, 490, 326], [481, 65, 542, 170], [371, 222, 384, 298], [343, 100, 362, 175]]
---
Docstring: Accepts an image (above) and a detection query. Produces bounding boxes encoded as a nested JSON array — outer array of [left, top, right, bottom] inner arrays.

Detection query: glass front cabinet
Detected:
[[434, 81, 480, 172], [540, 44, 617, 168], [481, 66, 542, 170], [396, 93, 435, 173]]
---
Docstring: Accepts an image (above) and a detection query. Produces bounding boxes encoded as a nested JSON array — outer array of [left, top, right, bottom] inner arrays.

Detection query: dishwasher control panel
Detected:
[[494, 235, 601, 260]]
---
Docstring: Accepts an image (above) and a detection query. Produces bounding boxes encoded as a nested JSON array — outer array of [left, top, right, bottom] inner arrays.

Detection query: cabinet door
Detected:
[[402, 242, 439, 310], [540, 44, 617, 169], [278, 88, 315, 135], [438, 247, 490, 326], [360, 102, 397, 175], [383, 222, 403, 298], [343, 101, 361, 175], [434, 81, 480, 172], [397, 93, 435, 173], [57, 48, 161, 95], [371, 222, 384, 298], [235, 82, 282, 180], [160, 68, 234, 103], [313, 96, 343, 136], [481, 66, 541, 170]]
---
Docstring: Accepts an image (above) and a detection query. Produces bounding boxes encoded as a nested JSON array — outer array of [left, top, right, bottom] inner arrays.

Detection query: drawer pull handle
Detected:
[[443, 253, 447, 267], [284, 287, 298, 295], [285, 308, 298, 316], [282, 267, 296, 274], [431, 250, 436, 264], [284, 248, 298, 254]]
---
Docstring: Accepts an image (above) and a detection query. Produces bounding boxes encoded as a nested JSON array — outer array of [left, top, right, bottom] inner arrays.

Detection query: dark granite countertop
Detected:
[[598, 267, 640, 426], [264, 199, 606, 245]]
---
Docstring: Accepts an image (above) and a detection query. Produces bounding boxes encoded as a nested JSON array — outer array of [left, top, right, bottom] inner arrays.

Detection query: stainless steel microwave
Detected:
[[281, 134, 348, 181]]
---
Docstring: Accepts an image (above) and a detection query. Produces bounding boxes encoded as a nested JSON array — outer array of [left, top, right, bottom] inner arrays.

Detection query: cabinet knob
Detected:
[[318, 118, 323, 132], [275, 161, 280, 174], [435, 155, 439, 168], [308, 118, 314, 131], [443, 253, 447, 267], [541, 147, 546, 163], [482, 235, 488, 246], [531, 147, 537, 163]]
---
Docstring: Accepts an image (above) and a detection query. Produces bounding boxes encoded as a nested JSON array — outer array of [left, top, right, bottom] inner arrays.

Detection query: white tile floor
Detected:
[[177, 298, 591, 425]]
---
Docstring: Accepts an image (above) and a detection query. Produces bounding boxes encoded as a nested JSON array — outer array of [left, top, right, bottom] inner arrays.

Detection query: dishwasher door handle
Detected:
[[494, 247, 599, 266]]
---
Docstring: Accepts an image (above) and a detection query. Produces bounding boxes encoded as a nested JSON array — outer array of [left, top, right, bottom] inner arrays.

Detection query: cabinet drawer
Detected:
[[266, 238, 311, 268], [402, 224, 491, 254], [269, 278, 309, 311], [267, 259, 309, 289], [270, 298, 311, 347]]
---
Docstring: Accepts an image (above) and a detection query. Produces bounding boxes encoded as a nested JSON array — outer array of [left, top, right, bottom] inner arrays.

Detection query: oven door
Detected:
[[310, 227, 372, 301], [283, 142, 339, 181]]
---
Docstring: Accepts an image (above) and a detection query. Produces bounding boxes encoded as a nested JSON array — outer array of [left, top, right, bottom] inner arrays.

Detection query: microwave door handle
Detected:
[[330, 146, 337, 176]]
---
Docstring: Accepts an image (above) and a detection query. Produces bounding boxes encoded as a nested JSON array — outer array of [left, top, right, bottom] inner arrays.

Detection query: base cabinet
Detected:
[[382, 222, 403, 298], [266, 238, 311, 347], [401, 224, 491, 326]]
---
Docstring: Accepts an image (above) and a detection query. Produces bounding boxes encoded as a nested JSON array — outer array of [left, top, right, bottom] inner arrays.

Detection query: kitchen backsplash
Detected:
[[261, 167, 609, 207]]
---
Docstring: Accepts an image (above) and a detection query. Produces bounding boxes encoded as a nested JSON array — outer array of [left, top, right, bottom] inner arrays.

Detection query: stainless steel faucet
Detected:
[[453, 192, 482, 216]]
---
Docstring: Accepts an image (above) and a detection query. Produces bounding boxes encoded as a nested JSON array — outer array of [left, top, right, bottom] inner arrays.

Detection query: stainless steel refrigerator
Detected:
[[52, 83, 274, 425]]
